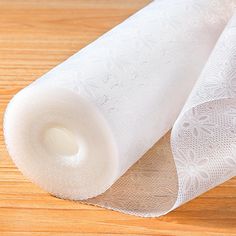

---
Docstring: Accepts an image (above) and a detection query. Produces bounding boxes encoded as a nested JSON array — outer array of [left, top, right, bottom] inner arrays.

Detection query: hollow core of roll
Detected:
[[43, 126, 79, 157], [4, 85, 119, 200]]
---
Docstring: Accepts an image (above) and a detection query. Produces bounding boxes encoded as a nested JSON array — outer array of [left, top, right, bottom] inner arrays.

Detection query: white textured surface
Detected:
[[3, 0, 236, 217]]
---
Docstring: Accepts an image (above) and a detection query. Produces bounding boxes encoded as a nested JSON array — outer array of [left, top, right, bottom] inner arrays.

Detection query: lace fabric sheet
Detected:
[[171, 15, 236, 209], [3, 0, 236, 217], [88, 2, 236, 216]]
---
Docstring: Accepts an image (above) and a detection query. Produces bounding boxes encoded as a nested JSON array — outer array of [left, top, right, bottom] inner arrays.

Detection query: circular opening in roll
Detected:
[[43, 126, 79, 157]]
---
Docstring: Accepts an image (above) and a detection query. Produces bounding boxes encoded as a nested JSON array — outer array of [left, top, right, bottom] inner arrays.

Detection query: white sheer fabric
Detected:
[[4, 0, 236, 217]]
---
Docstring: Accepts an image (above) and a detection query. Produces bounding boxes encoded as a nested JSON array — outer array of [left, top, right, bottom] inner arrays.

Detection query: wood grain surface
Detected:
[[0, 0, 235, 235]]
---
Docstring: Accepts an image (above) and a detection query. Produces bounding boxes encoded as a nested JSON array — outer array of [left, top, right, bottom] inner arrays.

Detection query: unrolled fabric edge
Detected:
[[86, 12, 236, 217]]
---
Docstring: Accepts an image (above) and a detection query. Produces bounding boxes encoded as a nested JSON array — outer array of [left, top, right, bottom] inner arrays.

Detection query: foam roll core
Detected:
[[4, 87, 119, 199]]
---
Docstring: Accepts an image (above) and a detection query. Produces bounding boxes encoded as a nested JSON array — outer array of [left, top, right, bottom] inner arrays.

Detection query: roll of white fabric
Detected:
[[3, 0, 236, 217]]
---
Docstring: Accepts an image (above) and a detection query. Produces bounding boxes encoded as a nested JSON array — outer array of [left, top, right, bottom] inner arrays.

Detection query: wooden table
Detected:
[[0, 0, 235, 235]]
